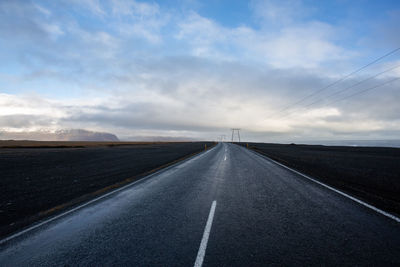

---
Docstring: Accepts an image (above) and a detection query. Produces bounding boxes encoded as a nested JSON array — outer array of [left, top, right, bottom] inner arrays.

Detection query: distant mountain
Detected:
[[0, 129, 119, 141]]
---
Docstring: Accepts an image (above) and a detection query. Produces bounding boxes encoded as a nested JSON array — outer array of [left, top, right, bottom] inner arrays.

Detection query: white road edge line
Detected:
[[250, 149, 400, 223], [0, 145, 218, 245], [194, 200, 217, 267]]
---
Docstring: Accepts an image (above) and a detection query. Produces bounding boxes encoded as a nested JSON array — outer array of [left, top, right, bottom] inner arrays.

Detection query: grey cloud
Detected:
[[0, 129, 119, 141], [61, 103, 224, 132], [0, 114, 54, 128]]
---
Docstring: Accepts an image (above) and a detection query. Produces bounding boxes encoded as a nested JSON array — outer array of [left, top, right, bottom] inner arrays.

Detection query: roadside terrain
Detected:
[[0, 142, 214, 237], [244, 142, 400, 216]]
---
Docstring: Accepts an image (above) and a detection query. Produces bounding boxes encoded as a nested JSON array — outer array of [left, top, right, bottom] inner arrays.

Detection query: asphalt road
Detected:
[[1, 143, 400, 266]]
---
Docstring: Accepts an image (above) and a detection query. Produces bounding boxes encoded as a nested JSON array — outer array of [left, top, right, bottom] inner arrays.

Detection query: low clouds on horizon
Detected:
[[1, 0, 400, 141]]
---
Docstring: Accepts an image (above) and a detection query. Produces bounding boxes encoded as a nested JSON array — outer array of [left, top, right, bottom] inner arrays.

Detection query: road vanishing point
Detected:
[[1, 143, 400, 266]]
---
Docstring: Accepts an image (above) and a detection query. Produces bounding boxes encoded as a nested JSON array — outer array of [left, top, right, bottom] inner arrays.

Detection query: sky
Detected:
[[0, 0, 400, 142]]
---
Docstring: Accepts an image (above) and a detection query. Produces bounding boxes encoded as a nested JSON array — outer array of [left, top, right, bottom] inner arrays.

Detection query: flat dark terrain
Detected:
[[245, 142, 400, 216], [0, 142, 213, 237]]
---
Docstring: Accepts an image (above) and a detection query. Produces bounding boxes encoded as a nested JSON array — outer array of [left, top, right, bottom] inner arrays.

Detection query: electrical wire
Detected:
[[301, 64, 400, 109], [270, 47, 400, 117]]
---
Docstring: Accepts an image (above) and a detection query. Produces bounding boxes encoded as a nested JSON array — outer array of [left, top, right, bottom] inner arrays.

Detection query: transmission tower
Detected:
[[231, 128, 241, 142]]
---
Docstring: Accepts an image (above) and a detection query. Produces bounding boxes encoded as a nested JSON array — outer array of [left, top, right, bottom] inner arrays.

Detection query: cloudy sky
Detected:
[[1, 0, 400, 142]]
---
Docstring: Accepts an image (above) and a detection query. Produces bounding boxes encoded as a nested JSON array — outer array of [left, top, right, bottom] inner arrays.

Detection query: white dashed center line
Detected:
[[194, 200, 217, 267]]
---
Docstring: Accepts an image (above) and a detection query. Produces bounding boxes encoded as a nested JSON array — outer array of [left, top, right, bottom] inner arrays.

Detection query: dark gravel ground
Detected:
[[0, 142, 214, 237], [241, 142, 400, 216]]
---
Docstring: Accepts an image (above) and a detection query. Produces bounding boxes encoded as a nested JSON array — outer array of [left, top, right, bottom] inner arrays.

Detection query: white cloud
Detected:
[[117, 21, 164, 44], [176, 12, 349, 68], [40, 22, 64, 39], [111, 0, 160, 17], [110, 0, 168, 44], [69, 0, 105, 16], [257, 22, 347, 68], [250, 0, 312, 25], [34, 4, 51, 17]]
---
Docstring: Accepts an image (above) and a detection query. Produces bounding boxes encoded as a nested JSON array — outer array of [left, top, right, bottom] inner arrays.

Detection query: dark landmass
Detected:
[[0, 142, 214, 237], [243, 142, 400, 216]]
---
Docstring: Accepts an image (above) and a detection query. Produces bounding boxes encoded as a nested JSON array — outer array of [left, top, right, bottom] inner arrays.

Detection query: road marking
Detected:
[[252, 151, 400, 223], [224, 155, 226, 161], [194, 200, 217, 267]]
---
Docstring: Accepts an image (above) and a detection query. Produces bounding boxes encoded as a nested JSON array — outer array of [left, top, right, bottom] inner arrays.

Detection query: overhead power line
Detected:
[[278, 76, 400, 119], [325, 77, 400, 106], [301, 64, 400, 110], [271, 47, 400, 117]]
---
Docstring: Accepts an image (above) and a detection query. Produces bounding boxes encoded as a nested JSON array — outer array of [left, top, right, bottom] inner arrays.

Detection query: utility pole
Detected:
[[231, 128, 241, 142]]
